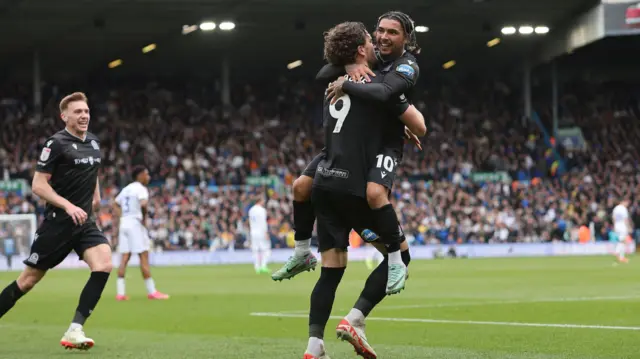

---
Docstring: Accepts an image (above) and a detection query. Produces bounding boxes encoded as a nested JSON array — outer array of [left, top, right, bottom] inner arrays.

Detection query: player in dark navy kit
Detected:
[[273, 11, 423, 287], [0, 92, 112, 351], [302, 22, 426, 359]]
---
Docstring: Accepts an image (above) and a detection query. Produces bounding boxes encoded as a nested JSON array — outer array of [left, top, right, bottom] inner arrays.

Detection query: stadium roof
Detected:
[[0, 0, 598, 82]]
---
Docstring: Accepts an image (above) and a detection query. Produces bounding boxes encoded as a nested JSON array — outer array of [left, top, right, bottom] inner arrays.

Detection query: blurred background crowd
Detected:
[[1, 75, 639, 255]]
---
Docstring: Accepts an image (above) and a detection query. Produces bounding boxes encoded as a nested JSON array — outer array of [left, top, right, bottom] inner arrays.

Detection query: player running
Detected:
[[113, 166, 169, 300], [273, 12, 422, 293], [248, 196, 272, 274], [0, 92, 111, 351], [302, 22, 425, 359], [612, 199, 632, 263]]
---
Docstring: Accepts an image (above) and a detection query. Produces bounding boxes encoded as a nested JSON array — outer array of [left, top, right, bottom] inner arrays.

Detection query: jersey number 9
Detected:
[[329, 94, 352, 133]]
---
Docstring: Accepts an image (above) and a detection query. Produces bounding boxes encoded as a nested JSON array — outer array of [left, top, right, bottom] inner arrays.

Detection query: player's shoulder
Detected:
[[392, 53, 419, 80], [85, 132, 100, 143], [44, 130, 69, 146]]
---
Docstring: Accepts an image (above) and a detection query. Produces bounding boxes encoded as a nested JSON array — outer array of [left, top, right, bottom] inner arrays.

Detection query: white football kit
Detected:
[[248, 204, 270, 251], [115, 182, 150, 254], [613, 204, 630, 239]]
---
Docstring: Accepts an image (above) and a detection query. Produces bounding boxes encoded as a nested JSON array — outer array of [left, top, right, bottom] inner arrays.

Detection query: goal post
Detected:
[[0, 214, 38, 257]]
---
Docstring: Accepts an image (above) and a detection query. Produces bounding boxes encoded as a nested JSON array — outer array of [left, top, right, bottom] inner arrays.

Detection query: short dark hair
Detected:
[[323, 22, 368, 66], [377, 11, 421, 55], [131, 165, 147, 180]]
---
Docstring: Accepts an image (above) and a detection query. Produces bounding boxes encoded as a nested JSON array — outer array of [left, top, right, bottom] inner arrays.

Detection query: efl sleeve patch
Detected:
[[395, 64, 415, 79]]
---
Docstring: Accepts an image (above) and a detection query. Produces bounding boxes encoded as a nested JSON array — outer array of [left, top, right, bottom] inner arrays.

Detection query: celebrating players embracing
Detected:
[[302, 22, 425, 359], [113, 166, 169, 300], [273, 11, 423, 293], [0, 92, 111, 351]]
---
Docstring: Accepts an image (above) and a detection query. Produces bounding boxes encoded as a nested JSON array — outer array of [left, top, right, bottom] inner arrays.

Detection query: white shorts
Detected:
[[250, 233, 271, 251], [118, 220, 150, 254], [616, 230, 629, 241]]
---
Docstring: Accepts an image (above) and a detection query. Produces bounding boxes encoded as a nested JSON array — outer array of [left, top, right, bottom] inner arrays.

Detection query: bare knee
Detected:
[[366, 182, 389, 209], [293, 176, 313, 202], [16, 267, 46, 293], [320, 249, 348, 268], [84, 244, 113, 273]]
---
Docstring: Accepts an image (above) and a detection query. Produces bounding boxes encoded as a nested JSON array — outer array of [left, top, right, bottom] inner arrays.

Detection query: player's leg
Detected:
[[616, 232, 629, 263], [366, 150, 407, 294], [0, 220, 71, 318], [337, 240, 411, 359], [140, 251, 169, 299], [0, 266, 46, 318], [261, 241, 272, 273], [116, 252, 131, 300], [272, 153, 323, 281], [304, 190, 349, 359], [62, 224, 112, 350], [252, 241, 263, 273]]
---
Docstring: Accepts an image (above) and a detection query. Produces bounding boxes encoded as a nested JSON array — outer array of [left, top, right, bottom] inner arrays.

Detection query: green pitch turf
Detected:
[[0, 256, 639, 358]]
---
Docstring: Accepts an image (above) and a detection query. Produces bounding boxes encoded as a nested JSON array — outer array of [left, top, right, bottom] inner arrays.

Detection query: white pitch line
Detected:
[[250, 312, 640, 331], [279, 294, 640, 314]]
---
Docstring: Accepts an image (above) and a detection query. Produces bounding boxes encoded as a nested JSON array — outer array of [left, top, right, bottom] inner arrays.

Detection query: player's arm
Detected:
[[340, 60, 419, 102], [33, 139, 87, 225], [139, 187, 150, 225], [388, 93, 427, 137], [93, 178, 101, 212]]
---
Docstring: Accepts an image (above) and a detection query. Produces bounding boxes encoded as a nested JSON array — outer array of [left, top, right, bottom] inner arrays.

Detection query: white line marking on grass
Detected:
[[250, 312, 640, 331], [279, 294, 640, 314]]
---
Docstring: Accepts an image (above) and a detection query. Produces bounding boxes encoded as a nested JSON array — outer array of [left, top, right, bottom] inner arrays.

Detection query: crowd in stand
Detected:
[[0, 78, 639, 254]]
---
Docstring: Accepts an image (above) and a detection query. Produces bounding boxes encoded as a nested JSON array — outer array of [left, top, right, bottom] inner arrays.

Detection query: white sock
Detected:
[[68, 323, 83, 332], [144, 278, 156, 294], [388, 250, 403, 265], [117, 277, 126, 296], [306, 337, 324, 357], [262, 250, 271, 267], [254, 252, 261, 270], [294, 239, 311, 256], [345, 308, 365, 326]]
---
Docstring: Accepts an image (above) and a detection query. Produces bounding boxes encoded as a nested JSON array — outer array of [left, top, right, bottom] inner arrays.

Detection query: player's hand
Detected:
[[345, 63, 375, 82], [404, 127, 423, 151], [327, 77, 346, 104], [65, 204, 88, 225]]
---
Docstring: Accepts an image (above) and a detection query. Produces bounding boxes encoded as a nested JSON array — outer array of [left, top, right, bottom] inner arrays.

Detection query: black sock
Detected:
[[354, 249, 411, 317], [309, 267, 345, 339], [293, 201, 315, 242], [0, 281, 26, 319], [371, 204, 402, 248], [73, 271, 110, 325]]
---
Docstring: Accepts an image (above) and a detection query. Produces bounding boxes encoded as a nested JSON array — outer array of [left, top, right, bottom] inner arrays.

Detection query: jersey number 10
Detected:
[[329, 94, 352, 133]]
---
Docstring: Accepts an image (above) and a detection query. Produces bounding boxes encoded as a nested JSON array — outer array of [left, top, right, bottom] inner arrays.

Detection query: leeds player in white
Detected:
[[113, 166, 169, 300], [249, 196, 271, 274], [612, 199, 632, 263]]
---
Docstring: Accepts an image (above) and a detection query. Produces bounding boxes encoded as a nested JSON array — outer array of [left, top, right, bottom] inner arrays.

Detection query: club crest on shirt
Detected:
[[91, 140, 99, 150], [40, 147, 51, 161]]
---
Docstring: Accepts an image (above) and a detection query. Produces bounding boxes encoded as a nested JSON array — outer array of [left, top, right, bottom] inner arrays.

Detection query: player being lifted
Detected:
[[0, 92, 111, 351], [248, 195, 271, 274], [273, 11, 422, 294], [303, 22, 426, 359], [113, 166, 169, 300]]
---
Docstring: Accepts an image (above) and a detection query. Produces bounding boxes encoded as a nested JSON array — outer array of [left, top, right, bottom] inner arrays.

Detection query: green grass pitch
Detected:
[[0, 256, 638, 358]]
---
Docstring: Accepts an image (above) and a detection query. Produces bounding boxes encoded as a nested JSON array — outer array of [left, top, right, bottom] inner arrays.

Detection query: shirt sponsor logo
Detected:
[[317, 166, 349, 179], [74, 156, 102, 165]]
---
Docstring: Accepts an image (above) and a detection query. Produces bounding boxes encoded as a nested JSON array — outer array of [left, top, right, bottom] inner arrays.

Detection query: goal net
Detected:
[[0, 214, 37, 260]]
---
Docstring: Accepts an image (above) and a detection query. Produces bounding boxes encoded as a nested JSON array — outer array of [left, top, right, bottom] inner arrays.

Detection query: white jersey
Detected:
[[248, 204, 268, 237], [115, 182, 149, 222], [612, 204, 630, 234]]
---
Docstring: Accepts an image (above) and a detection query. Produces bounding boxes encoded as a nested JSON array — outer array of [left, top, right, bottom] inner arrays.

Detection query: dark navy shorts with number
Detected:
[[367, 147, 402, 190], [24, 218, 109, 270]]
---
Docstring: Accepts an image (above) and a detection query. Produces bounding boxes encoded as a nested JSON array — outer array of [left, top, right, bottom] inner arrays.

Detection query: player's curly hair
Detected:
[[323, 22, 369, 66]]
